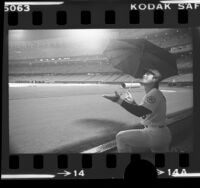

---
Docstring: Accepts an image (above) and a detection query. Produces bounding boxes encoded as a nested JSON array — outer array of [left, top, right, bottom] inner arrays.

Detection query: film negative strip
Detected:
[[1, 0, 200, 181]]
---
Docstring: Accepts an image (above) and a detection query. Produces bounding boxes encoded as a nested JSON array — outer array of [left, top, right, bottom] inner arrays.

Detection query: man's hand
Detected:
[[103, 91, 137, 105], [102, 91, 121, 103], [121, 91, 137, 104], [123, 91, 133, 102]]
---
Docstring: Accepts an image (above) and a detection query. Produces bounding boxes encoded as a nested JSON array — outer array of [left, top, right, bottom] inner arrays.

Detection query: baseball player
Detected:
[[103, 69, 172, 153]]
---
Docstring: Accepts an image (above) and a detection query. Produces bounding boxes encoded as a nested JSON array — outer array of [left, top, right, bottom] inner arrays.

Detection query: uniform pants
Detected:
[[116, 126, 172, 153]]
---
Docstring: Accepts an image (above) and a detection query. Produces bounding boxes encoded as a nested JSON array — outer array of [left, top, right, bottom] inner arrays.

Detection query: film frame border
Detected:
[[1, 0, 200, 180]]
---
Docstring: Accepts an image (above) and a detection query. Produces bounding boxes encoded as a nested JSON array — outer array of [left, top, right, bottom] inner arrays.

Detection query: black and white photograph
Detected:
[[9, 28, 193, 154]]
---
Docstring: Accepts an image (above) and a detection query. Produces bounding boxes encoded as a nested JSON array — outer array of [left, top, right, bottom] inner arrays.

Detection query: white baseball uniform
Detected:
[[116, 88, 172, 153]]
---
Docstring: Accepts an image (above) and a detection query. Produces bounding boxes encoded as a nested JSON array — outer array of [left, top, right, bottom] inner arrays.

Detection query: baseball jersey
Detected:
[[140, 88, 166, 127]]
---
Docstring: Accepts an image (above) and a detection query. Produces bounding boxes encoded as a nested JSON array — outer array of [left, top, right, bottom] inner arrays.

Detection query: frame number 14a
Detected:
[[168, 169, 187, 177]]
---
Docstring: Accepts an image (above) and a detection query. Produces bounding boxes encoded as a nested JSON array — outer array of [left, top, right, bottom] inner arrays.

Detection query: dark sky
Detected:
[[9, 29, 172, 42]]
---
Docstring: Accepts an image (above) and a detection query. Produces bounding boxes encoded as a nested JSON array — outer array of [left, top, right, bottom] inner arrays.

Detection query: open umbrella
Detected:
[[103, 39, 178, 80]]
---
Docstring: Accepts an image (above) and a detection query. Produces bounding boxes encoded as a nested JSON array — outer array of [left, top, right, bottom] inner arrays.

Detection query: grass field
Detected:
[[9, 84, 193, 153]]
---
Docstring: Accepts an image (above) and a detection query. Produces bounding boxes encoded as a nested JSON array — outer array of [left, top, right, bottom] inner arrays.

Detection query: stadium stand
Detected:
[[9, 29, 193, 84]]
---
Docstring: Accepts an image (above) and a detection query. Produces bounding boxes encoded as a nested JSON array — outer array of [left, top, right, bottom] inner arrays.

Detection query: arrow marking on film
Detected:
[[57, 170, 72, 177], [157, 169, 165, 175]]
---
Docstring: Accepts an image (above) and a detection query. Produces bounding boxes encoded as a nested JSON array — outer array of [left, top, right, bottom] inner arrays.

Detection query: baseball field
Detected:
[[9, 83, 193, 153]]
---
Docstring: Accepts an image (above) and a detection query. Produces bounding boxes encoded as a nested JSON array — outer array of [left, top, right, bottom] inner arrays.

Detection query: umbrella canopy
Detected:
[[103, 39, 178, 80]]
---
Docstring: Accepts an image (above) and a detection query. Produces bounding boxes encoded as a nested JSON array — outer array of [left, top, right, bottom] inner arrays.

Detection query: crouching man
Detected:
[[104, 69, 172, 153]]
